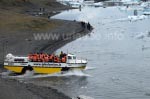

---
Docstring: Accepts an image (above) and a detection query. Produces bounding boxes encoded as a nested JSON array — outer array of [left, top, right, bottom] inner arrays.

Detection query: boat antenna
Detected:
[[67, 49, 68, 55]]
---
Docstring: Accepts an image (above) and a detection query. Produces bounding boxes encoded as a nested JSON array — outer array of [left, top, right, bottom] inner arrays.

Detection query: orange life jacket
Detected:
[[33, 55, 37, 62], [54, 56, 60, 63], [28, 54, 33, 61], [62, 56, 67, 63], [54, 56, 57, 62], [45, 56, 49, 62], [62, 57, 65, 63], [49, 55, 54, 61]]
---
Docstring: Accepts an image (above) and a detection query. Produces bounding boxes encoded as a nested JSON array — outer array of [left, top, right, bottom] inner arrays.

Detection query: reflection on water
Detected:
[[28, 76, 89, 97]]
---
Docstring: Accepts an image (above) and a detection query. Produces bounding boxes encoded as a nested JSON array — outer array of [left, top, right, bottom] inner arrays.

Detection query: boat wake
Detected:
[[61, 69, 91, 77], [0, 70, 34, 79], [0, 71, 13, 77], [85, 66, 96, 70]]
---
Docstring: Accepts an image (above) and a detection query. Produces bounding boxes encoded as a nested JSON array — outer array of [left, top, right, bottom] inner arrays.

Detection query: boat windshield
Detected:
[[68, 56, 72, 59], [68, 56, 76, 60]]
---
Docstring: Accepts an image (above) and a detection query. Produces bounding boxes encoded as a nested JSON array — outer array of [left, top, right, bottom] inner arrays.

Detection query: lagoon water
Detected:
[[25, 6, 150, 99]]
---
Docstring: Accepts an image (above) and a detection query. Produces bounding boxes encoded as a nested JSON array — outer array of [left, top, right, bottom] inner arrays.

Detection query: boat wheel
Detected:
[[21, 65, 33, 74], [61, 67, 70, 72]]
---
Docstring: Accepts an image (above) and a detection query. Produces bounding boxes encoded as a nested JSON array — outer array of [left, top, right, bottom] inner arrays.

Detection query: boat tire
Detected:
[[21, 65, 33, 74]]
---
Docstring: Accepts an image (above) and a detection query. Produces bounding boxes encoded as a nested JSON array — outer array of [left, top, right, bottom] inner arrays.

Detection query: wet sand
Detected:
[[0, 0, 91, 99]]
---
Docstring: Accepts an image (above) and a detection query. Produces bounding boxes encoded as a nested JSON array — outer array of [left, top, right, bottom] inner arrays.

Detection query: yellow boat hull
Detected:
[[4, 66, 86, 74]]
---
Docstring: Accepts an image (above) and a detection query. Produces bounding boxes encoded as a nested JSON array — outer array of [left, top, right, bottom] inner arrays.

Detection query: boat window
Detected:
[[73, 56, 76, 59], [14, 59, 24, 62], [68, 56, 72, 59]]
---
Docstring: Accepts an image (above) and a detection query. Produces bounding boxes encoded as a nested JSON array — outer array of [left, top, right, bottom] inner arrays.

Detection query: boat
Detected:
[[4, 53, 87, 74]]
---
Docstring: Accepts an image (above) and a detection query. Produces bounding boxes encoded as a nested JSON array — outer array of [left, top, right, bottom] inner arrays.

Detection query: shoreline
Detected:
[[0, 0, 92, 99]]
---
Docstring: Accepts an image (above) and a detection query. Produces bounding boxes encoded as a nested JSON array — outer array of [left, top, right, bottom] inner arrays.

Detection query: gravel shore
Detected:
[[0, 77, 71, 99]]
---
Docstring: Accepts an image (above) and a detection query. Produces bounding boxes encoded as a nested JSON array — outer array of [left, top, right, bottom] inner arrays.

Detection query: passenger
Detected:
[[39, 53, 42, 58], [39, 53, 43, 60], [33, 55, 37, 62], [28, 53, 33, 61], [45, 56, 49, 62], [49, 54, 54, 62], [45, 54, 49, 58], [42, 56, 45, 62], [37, 53, 40, 60], [54, 56, 60, 63], [54, 56, 57, 63], [36, 54, 40, 62], [64, 56, 67, 62], [61, 56, 67, 63], [57, 56, 60, 63], [60, 51, 64, 59], [41, 53, 46, 62], [38, 58, 42, 62], [35, 53, 39, 62], [61, 58, 64, 63]]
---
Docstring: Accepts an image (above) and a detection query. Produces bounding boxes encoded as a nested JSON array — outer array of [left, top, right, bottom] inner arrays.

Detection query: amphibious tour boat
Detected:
[[4, 52, 87, 74]]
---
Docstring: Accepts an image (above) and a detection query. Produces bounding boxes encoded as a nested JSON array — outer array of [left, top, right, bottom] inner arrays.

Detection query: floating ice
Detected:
[[128, 15, 147, 21], [135, 31, 150, 39]]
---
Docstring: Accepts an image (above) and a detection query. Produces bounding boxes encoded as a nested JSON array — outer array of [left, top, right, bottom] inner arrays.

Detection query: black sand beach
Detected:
[[0, 0, 91, 98]]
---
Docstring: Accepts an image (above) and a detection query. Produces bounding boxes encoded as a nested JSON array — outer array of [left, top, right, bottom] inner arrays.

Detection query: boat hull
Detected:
[[4, 65, 86, 74]]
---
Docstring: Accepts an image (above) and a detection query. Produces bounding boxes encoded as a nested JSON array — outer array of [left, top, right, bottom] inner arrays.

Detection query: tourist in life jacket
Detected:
[[49, 54, 54, 62], [44, 55, 49, 62], [28, 53, 33, 62], [39, 53, 43, 60], [40, 53, 46, 62], [36, 54, 40, 62], [39, 53, 43, 61], [33, 54, 37, 62], [37, 56, 42, 62], [61, 56, 67, 63], [54, 56, 60, 63], [54, 56, 57, 62]]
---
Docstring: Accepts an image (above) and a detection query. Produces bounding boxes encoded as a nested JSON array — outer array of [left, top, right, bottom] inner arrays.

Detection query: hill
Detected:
[[0, 0, 71, 32]]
